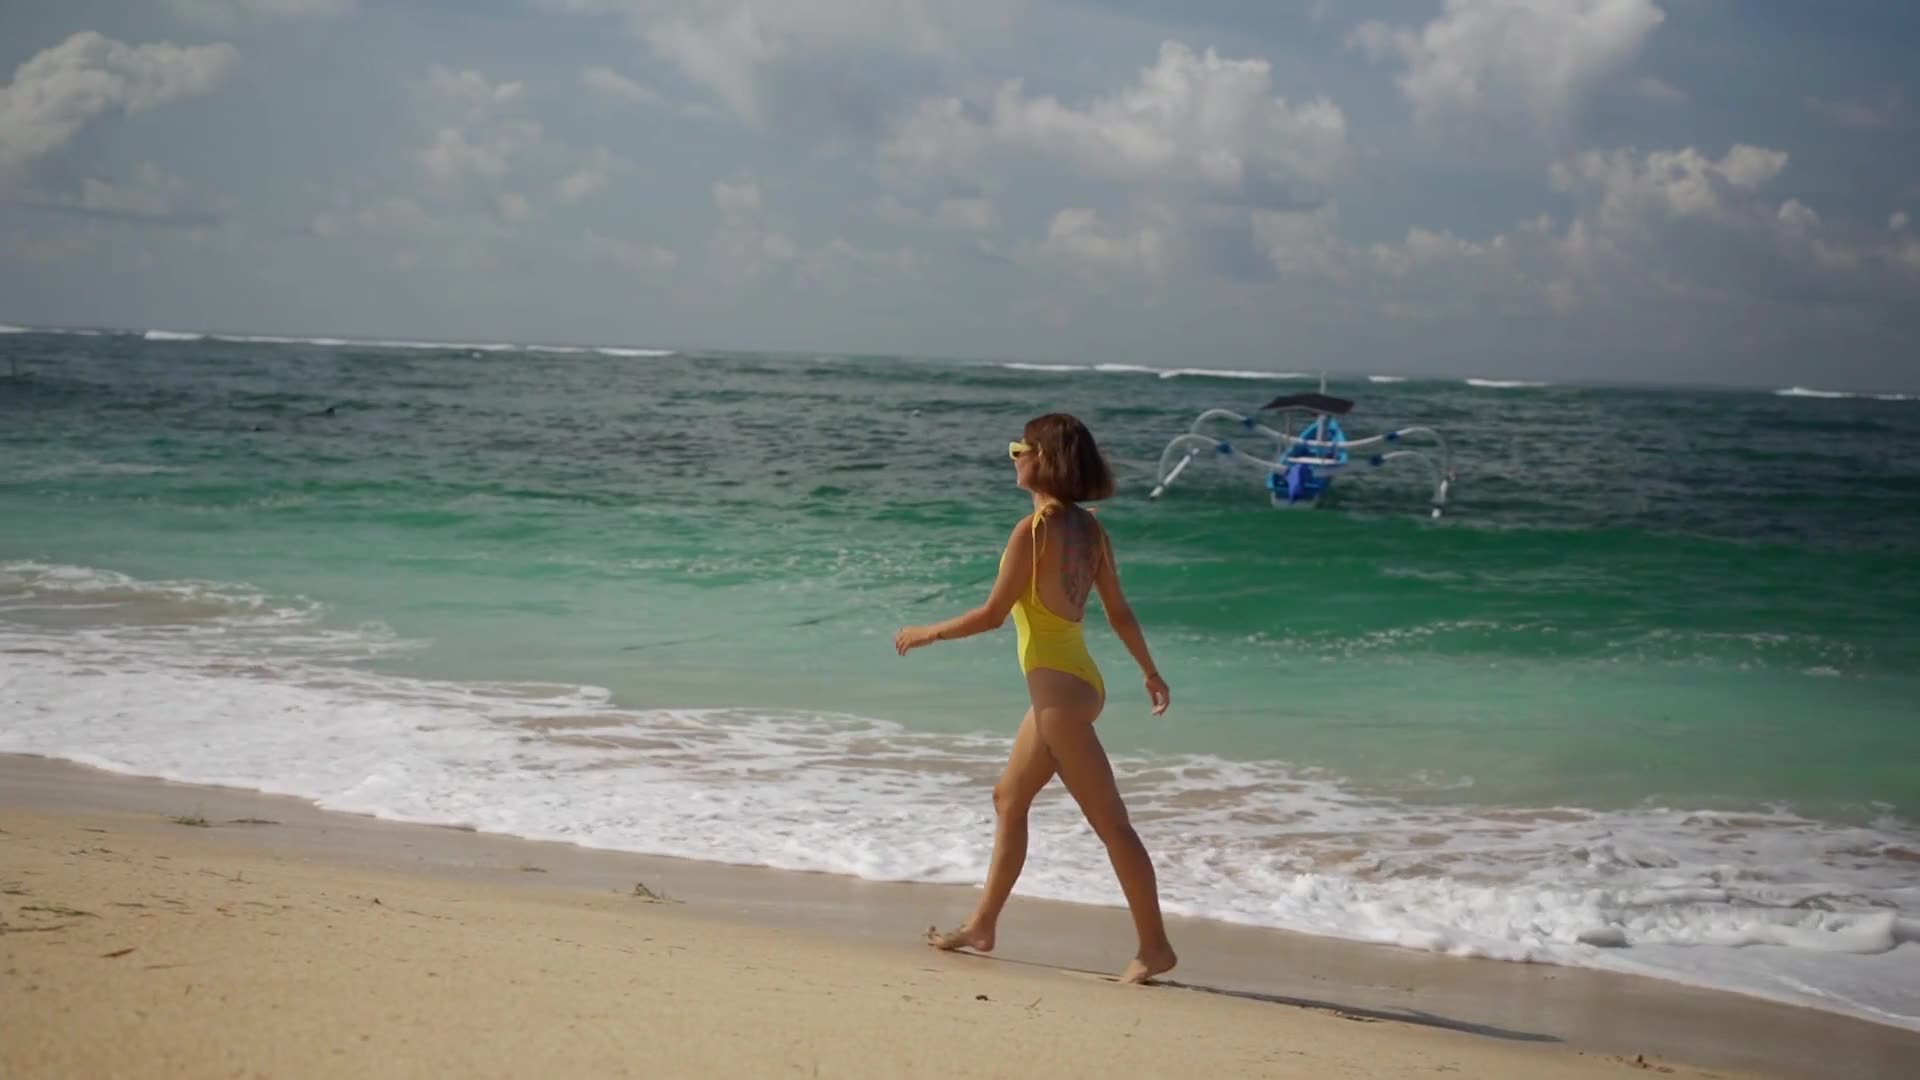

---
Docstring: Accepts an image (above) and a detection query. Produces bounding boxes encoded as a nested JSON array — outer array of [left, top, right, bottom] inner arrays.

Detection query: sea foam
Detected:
[[996, 362, 1308, 382], [2, 559, 1915, 1033]]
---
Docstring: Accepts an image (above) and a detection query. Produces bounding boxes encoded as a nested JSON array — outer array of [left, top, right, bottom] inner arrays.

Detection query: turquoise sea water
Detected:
[[2, 326, 1917, 1029]]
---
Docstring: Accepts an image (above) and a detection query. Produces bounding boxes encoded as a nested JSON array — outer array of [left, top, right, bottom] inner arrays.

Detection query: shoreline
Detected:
[[5, 753, 1917, 1078]]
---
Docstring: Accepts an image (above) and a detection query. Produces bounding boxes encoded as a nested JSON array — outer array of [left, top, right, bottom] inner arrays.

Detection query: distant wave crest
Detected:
[[1465, 378, 1549, 389], [996, 362, 1308, 382], [1776, 386, 1916, 402]]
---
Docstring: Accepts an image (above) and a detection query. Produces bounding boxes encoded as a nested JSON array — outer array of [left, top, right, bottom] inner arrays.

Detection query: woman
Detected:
[[894, 412, 1177, 984]]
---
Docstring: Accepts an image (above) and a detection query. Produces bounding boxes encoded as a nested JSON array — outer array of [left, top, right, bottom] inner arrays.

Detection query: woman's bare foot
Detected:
[[925, 922, 995, 953], [1118, 944, 1177, 984]]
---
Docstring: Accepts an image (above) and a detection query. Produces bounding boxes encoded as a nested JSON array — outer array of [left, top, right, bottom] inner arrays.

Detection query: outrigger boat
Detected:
[[1149, 386, 1455, 515]]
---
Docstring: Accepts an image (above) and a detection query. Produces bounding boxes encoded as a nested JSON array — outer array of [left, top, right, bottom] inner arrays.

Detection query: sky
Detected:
[[1, 0, 1916, 390]]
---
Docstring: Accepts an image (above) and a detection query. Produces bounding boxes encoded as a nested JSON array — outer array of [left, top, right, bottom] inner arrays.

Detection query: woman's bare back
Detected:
[[1031, 504, 1104, 621]]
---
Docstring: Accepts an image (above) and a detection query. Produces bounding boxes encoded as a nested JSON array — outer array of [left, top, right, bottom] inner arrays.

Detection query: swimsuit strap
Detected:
[[1029, 504, 1045, 603]]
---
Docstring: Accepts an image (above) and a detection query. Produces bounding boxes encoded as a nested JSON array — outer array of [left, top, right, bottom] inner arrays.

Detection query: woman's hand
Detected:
[[1144, 672, 1171, 716], [894, 625, 936, 655]]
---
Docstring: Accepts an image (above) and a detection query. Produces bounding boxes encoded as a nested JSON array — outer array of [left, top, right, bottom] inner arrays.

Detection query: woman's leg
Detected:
[[1028, 669, 1177, 983], [928, 707, 1055, 953]]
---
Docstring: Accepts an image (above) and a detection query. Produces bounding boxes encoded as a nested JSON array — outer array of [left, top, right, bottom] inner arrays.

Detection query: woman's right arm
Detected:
[[1091, 524, 1170, 716], [895, 516, 1033, 654]]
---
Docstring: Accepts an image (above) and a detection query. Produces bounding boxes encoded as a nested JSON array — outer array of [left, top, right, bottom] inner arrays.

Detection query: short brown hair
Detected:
[[1022, 413, 1115, 503]]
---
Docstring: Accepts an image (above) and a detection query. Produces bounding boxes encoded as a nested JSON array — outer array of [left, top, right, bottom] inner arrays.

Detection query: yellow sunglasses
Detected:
[[1008, 440, 1038, 460]]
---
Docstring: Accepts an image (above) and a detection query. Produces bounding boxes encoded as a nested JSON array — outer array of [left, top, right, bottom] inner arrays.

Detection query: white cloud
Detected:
[[1038, 207, 1168, 278], [309, 195, 439, 239], [1806, 91, 1901, 131], [1378, 143, 1920, 318], [706, 175, 795, 278], [1352, 0, 1667, 141], [934, 196, 995, 232], [410, 66, 632, 220], [1549, 144, 1788, 226], [12, 161, 231, 229], [1634, 76, 1687, 104], [702, 174, 913, 285], [874, 194, 918, 226], [1251, 204, 1348, 277], [544, 0, 1019, 129], [586, 230, 680, 273], [878, 41, 1351, 288], [0, 32, 238, 176], [169, 0, 355, 29], [1893, 211, 1911, 232], [1053, 136, 1920, 330], [420, 127, 517, 184], [800, 237, 915, 282], [646, 10, 777, 125], [65, 162, 229, 224], [308, 63, 637, 276], [875, 194, 997, 232], [416, 67, 543, 189], [1776, 199, 1820, 233], [885, 42, 1348, 208], [1369, 225, 1487, 277], [306, 186, 519, 277], [424, 66, 526, 121], [581, 66, 669, 110], [496, 192, 532, 223], [554, 146, 629, 204], [712, 176, 764, 220]]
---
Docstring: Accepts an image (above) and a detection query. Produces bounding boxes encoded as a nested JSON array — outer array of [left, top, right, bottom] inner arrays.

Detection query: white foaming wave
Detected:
[[348, 339, 514, 352], [167, 335, 688, 357], [996, 362, 1306, 382], [1159, 368, 1308, 381], [203, 334, 512, 351], [2, 563, 1916, 1032], [0, 326, 106, 337], [212, 334, 352, 347], [1369, 375, 1408, 383], [13, 460, 183, 481], [595, 347, 674, 358], [1769, 386, 1914, 401], [1466, 378, 1549, 389], [121, 331, 646, 353], [0, 560, 332, 633], [360, 337, 518, 352]]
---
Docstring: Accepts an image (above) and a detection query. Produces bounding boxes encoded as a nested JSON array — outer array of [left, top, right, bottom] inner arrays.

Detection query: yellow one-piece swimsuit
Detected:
[[1000, 507, 1105, 698]]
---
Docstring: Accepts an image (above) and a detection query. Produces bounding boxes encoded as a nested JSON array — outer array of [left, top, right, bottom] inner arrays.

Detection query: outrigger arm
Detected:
[[1148, 407, 1455, 515]]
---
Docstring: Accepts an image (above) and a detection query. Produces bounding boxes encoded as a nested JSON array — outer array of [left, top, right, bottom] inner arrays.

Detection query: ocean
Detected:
[[2, 324, 1916, 1030]]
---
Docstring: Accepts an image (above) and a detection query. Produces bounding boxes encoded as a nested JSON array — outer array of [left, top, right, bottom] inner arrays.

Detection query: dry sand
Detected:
[[4, 756, 1916, 1079]]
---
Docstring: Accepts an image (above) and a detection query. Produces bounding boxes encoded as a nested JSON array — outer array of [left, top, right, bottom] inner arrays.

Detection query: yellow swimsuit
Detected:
[[1001, 506, 1105, 698]]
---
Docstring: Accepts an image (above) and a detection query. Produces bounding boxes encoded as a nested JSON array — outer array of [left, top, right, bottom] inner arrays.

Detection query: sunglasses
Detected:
[[1008, 440, 1037, 460]]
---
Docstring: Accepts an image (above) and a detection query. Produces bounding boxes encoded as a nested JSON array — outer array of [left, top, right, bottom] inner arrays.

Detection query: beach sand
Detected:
[[4, 755, 1915, 1079]]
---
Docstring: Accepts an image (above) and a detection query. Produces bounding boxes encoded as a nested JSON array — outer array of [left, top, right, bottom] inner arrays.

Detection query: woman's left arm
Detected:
[[895, 517, 1032, 655]]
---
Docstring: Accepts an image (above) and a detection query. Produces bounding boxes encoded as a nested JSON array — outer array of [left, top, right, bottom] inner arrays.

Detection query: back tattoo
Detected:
[[1047, 507, 1102, 612]]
